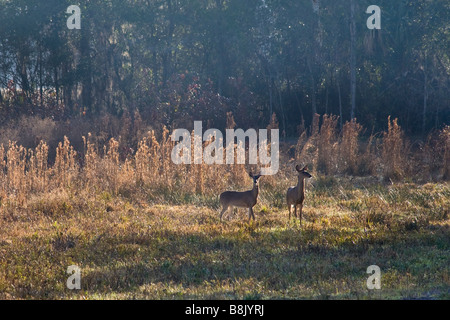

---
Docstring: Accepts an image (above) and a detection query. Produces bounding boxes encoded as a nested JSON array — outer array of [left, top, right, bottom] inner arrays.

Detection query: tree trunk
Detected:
[[276, 76, 287, 140], [215, 0, 225, 95], [54, 66, 59, 106], [307, 58, 317, 118], [16, 51, 30, 96], [422, 57, 428, 135], [335, 68, 343, 130], [80, 22, 92, 114], [350, 0, 356, 120], [269, 74, 273, 117], [39, 47, 43, 108]]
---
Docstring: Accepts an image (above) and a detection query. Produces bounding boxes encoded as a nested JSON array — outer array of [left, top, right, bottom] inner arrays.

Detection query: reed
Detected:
[[0, 115, 447, 208], [381, 116, 409, 180], [317, 114, 339, 175], [339, 119, 363, 174]]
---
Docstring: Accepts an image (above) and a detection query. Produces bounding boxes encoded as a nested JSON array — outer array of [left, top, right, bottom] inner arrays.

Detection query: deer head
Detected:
[[249, 171, 262, 185], [295, 165, 312, 179]]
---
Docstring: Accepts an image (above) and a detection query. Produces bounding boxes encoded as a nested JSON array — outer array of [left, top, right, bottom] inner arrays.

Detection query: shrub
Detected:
[[339, 119, 363, 175], [381, 117, 409, 181]]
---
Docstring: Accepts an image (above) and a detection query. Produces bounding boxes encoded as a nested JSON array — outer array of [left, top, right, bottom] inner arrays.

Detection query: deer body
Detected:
[[287, 165, 312, 225], [219, 172, 261, 221]]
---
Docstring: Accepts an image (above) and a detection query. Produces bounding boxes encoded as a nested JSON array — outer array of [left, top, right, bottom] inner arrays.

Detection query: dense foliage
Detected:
[[0, 0, 449, 135]]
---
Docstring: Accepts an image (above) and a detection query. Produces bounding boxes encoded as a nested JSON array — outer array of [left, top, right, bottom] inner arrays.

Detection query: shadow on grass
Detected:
[[73, 223, 449, 299], [4, 214, 448, 299]]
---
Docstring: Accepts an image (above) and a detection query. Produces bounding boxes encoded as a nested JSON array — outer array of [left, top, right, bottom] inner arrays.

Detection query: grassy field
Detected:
[[0, 117, 448, 299], [1, 176, 448, 300]]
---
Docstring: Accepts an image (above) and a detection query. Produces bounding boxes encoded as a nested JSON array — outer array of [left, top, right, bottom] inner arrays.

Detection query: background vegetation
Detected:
[[0, 0, 448, 300], [0, 115, 449, 299], [0, 0, 449, 137]]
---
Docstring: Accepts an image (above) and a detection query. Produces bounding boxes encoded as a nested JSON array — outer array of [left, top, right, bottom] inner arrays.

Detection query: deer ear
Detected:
[[302, 166, 308, 171], [249, 172, 253, 178], [295, 165, 301, 172]]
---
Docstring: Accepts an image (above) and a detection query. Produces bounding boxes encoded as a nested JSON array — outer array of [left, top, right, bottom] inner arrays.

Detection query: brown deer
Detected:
[[219, 172, 262, 221], [286, 165, 312, 226]]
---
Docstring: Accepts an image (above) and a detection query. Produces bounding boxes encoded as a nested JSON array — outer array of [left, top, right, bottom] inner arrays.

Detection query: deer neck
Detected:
[[252, 182, 259, 198], [297, 176, 305, 197]]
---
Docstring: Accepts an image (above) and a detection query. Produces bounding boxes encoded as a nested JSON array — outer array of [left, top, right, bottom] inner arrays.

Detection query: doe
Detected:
[[219, 172, 262, 221], [286, 165, 312, 226]]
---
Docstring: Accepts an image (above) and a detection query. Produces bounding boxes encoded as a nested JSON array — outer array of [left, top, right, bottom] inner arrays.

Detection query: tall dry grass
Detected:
[[381, 116, 409, 180], [339, 119, 363, 175], [0, 114, 448, 207], [55, 136, 77, 188], [294, 114, 445, 181], [317, 114, 339, 175]]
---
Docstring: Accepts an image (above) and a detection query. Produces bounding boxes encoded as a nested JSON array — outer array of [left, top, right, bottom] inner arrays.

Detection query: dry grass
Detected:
[[0, 114, 448, 299], [0, 114, 446, 211], [317, 114, 339, 175], [0, 179, 448, 300], [381, 117, 409, 181], [339, 119, 363, 175]]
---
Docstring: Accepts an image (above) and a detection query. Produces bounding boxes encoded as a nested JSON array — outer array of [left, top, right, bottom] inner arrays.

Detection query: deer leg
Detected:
[[219, 206, 228, 221], [248, 207, 254, 221], [299, 203, 303, 227], [288, 204, 291, 220], [294, 204, 298, 218]]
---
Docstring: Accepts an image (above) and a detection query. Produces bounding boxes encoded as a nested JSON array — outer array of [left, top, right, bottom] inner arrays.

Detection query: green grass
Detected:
[[0, 179, 449, 299]]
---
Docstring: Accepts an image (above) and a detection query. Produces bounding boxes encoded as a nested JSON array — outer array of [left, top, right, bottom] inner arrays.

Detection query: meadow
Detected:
[[0, 114, 449, 299]]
